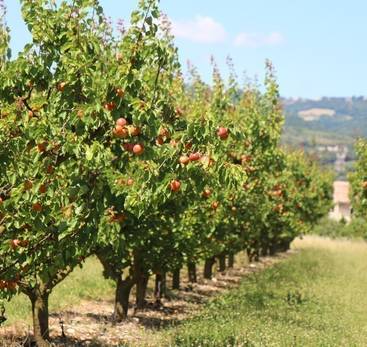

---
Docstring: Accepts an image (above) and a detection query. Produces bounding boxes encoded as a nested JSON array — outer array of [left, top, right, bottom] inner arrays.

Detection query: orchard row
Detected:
[[0, 1, 333, 346]]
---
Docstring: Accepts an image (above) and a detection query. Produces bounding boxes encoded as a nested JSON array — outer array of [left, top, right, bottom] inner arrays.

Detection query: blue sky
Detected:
[[3, 0, 367, 98]]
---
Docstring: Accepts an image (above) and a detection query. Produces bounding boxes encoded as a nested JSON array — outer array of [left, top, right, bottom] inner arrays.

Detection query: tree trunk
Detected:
[[154, 272, 166, 305], [135, 274, 149, 309], [228, 253, 235, 268], [187, 262, 197, 283], [30, 291, 50, 347], [218, 253, 226, 272], [172, 268, 180, 290], [204, 257, 216, 279], [114, 276, 134, 321]]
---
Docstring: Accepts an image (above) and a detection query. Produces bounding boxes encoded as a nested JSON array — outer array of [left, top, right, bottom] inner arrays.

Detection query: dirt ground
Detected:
[[0, 251, 292, 347]]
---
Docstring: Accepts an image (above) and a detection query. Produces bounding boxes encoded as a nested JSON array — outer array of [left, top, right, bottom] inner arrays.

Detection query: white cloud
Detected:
[[234, 32, 285, 48], [171, 16, 227, 44]]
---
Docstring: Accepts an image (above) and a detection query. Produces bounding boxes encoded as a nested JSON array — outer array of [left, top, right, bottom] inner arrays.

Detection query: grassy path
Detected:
[[166, 236, 367, 346], [3, 236, 367, 346]]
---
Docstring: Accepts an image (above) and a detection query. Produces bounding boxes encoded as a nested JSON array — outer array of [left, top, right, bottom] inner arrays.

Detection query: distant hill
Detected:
[[281, 97, 367, 178]]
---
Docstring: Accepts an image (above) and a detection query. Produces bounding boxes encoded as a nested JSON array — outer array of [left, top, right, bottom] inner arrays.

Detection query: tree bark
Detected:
[[135, 273, 149, 309], [172, 268, 180, 290], [218, 253, 226, 272], [228, 253, 235, 268], [30, 290, 50, 347], [154, 272, 166, 304], [114, 276, 134, 321], [187, 262, 197, 283], [204, 256, 216, 279]]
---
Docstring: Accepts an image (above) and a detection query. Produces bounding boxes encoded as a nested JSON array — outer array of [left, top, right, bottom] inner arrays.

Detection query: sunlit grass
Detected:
[[4, 257, 115, 326], [163, 236, 367, 346]]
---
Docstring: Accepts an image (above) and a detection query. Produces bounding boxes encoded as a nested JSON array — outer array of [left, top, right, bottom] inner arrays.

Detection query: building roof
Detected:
[[333, 181, 350, 204]]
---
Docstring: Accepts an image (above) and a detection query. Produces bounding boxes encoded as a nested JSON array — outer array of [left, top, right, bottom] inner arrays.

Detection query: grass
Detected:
[[5, 236, 367, 346], [4, 257, 115, 326], [162, 236, 367, 346]]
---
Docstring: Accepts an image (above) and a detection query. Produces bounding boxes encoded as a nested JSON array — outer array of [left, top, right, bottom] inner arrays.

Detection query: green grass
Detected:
[[163, 237, 367, 346], [4, 257, 115, 325], [5, 237, 367, 346]]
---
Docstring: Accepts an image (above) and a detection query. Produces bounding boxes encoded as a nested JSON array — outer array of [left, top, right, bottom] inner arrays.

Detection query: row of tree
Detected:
[[0, 1, 333, 346]]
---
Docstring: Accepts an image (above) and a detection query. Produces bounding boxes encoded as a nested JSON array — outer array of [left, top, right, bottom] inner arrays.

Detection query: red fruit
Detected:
[[19, 240, 29, 247], [57, 82, 66, 92], [0, 197, 3, 205], [132, 144, 144, 155], [217, 127, 229, 140], [46, 165, 54, 174], [127, 178, 134, 186], [39, 184, 47, 194], [170, 180, 181, 192], [104, 102, 116, 111], [129, 126, 141, 137], [202, 189, 212, 198], [24, 180, 33, 191], [32, 202, 42, 212], [113, 125, 129, 138], [116, 88, 125, 98], [116, 118, 128, 127], [10, 239, 21, 250], [179, 156, 190, 165], [185, 142, 192, 150], [28, 110, 34, 118], [211, 201, 219, 210], [189, 152, 201, 162], [123, 143, 134, 152], [156, 136, 164, 146], [37, 142, 47, 153], [159, 128, 170, 138]]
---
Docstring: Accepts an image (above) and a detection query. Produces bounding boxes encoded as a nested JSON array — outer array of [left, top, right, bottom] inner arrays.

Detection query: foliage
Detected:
[[0, 0, 333, 343]]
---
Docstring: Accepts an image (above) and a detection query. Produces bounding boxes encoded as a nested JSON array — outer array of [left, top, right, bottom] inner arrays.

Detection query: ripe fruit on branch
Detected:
[[362, 181, 367, 189], [24, 180, 33, 191], [127, 178, 134, 186], [57, 82, 66, 92], [116, 118, 128, 127], [159, 128, 170, 138], [37, 142, 47, 153], [202, 189, 211, 198], [113, 125, 129, 138], [156, 136, 164, 146], [46, 165, 54, 174], [123, 143, 134, 152], [217, 127, 229, 140], [104, 102, 116, 111], [179, 155, 190, 165], [185, 142, 192, 150], [129, 126, 141, 137], [32, 202, 42, 212], [110, 213, 126, 223], [132, 144, 144, 155], [211, 201, 219, 210], [10, 239, 21, 250], [170, 180, 181, 192], [116, 88, 125, 98], [189, 152, 201, 162], [39, 184, 47, 194]]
